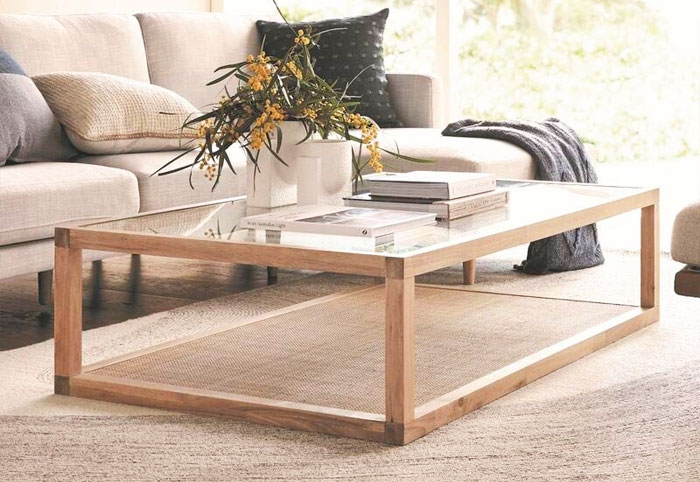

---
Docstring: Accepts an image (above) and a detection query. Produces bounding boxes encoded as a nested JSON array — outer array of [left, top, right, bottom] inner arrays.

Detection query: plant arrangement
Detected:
[[155, 6, 427, 190]]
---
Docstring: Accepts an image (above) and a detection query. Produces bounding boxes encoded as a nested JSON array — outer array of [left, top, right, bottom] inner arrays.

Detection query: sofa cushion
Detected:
[[136, 13, 260, 109], [0, 162, 139, 246], [671, 202, 700, 266], [0, 48, 78, 166], [359, 128, 536, 179], [0, 238, 117, 282], [33, 72, 199, 155], [80, 149, 247, 212], [257, 9, 403, 128], [0, 14, 149, 81]]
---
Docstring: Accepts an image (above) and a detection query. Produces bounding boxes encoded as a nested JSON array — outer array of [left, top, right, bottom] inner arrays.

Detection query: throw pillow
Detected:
[[32, 72, 199, 155], [256, 9, 403, 128], [0, 48, 78, 166]]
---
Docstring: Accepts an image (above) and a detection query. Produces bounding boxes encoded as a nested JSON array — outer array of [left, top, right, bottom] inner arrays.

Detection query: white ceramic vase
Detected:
[[245, 121, 308, 208], [296, 139, 353, 206]]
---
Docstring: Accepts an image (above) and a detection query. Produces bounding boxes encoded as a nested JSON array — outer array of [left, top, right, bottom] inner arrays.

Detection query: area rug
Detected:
[[1, 250, 699, 481]]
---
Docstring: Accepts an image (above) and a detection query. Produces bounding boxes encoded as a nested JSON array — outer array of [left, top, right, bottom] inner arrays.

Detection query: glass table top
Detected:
[[82, 181, 649, 258]]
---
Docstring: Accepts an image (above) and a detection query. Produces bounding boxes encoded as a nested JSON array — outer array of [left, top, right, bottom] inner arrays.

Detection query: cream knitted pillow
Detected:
[[32, 72, 199, 154]]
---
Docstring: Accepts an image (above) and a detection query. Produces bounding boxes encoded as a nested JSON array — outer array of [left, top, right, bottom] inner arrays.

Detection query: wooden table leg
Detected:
[[463, 259, 476, 285], [384, 258, 415, 445], [641, 202, 659, 308], [54, 246, 83, 395]]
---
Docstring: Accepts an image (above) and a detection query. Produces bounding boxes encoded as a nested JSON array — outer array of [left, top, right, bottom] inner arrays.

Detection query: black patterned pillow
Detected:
[[0, 48, 77, 166], [256, 9, 403, 128]]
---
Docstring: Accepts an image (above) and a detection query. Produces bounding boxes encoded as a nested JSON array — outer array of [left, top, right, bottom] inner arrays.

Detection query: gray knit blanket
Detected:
[[442, 118, 604, 274]]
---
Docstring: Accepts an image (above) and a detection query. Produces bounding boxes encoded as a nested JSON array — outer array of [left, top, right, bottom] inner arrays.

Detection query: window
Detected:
[[282, 0, 699, 163]]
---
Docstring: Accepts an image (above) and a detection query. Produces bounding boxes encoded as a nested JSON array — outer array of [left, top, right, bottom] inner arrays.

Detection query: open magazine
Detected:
[[240, 206, 436, 238]]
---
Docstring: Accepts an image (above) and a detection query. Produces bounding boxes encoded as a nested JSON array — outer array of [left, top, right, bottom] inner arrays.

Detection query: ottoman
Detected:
[[671, 201, 700, 297]]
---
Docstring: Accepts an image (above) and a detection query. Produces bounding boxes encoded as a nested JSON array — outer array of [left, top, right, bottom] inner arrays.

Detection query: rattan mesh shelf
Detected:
[[91, 286, 629, 414]]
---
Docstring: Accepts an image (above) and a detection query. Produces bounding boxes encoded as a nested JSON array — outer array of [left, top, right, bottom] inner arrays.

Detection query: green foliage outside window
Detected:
[[282, 0, 699, 162]]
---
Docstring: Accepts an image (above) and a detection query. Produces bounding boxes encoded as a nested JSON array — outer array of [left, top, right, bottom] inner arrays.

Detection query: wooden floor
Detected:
[[0, 255, 275, 351]]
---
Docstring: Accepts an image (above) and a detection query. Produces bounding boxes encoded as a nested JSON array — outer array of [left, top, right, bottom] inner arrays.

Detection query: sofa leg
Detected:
[[267, 266, 278, 285], [38, 269, 53, 306]]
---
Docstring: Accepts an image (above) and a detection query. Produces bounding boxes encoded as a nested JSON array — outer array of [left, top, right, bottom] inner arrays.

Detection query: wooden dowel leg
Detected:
[[385, 259, 415, 445], [641, 202, 659, 308], [54, 246, 83, 395], [463, 259, 476, 285]]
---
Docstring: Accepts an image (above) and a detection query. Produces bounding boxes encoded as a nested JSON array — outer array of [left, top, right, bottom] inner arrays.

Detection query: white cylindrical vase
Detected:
[[245, 121, 307, 208], [295, 139, 353, 206]]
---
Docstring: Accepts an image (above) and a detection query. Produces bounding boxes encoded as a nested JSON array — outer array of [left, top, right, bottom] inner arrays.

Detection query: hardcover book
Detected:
[[364, 171, 496, 200]]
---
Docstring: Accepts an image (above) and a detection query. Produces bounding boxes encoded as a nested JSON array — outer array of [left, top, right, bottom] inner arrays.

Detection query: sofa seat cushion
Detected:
[[672, 202, 700, 266], [359, 128, 536, 179], [80, 149, 247, 212], [0, 162, 139, 246]]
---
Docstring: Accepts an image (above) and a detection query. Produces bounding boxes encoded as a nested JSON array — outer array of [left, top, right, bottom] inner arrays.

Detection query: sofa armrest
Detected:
[[386, 73, 441, 128]]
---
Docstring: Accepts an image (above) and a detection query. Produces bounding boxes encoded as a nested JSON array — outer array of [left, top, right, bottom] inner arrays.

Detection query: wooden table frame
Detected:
[[53, 187, 659, 445]]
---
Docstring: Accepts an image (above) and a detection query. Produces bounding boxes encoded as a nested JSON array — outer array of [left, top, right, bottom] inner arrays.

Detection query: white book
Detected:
[[240, 206, 436, 238], [344, 188, 509, 220], [365, 171, 496, 200]]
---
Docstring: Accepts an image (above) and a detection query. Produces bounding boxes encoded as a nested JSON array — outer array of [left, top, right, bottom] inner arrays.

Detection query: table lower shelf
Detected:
[[62, 284, 658, 445]]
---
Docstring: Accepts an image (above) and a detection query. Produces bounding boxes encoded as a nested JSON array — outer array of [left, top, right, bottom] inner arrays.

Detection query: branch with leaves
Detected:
[[155, 3, 431, 191]]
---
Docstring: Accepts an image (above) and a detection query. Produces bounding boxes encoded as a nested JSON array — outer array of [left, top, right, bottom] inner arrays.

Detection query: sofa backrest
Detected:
[[0, 12, 263, 109], [0, 14, 150, 82], [136, 13, 260, 109]]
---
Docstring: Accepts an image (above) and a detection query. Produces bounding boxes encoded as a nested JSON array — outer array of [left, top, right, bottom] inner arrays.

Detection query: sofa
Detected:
[[0, 12, 535, 301]]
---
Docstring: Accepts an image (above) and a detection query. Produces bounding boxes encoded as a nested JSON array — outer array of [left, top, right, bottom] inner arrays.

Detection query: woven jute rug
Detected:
[[1, 250, 699, 481]]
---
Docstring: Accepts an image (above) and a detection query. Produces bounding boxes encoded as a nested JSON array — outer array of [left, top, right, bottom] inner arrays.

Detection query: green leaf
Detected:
[[152, 148, 197, 176], [207, 69, 237, 86], [213, 61, 247, 72]]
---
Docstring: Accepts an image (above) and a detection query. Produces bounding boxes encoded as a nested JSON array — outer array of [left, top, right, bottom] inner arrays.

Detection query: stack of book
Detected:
[[344, 171, 508, 220]]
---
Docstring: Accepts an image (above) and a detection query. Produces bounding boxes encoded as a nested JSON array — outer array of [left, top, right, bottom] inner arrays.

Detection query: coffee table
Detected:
[[53, 180, 659, 445]]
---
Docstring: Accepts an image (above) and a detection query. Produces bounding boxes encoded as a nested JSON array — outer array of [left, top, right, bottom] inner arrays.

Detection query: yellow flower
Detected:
[[246, 51, 272, 92], [248, 101, 286, 151], [345, 113, 364, 129], [285, 61, 302, 80], [294, 29, 311, 46], [344, 114, 382, 172], [205, 163, 218, 181], [197, 119, 215, 139], [301, 107, 317, 119], [368, 141, 383, 173]]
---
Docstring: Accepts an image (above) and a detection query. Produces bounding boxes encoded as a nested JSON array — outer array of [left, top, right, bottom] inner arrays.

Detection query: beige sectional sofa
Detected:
[[0, 12, 535, 295]]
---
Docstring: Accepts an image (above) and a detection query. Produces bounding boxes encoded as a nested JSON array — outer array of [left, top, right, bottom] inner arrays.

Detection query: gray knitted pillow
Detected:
[[0, 48, 77, 166], [256, 9, 403, 128]]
